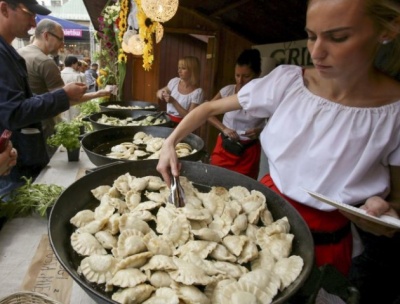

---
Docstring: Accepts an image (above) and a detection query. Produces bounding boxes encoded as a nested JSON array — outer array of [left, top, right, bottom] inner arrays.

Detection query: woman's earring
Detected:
[[381, 39, 391, 45]]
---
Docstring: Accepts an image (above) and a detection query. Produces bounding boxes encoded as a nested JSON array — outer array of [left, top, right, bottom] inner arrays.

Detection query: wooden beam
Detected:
[[210, 0, 251, 17]]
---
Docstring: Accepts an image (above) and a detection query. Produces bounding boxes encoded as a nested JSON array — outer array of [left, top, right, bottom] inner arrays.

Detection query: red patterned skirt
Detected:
[[260, 174, 352, 276]]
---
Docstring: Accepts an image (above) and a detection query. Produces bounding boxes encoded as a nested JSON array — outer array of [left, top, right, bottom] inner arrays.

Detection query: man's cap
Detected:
[[17, 0, 51, 15]]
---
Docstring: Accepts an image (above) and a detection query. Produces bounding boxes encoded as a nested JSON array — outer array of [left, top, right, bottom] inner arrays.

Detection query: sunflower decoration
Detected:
[[117, 0, 129, 42], [118, 50, 128, 64], [94, 0, 129, 100], [134, 0, 159, 71]]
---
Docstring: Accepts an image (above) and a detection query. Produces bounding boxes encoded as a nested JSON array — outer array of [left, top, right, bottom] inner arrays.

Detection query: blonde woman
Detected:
[[157, 56, 204, 124]]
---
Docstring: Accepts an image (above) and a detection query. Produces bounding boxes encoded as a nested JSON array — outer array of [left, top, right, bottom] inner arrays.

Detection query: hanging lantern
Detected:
[[122, 30, 136, 53], [155, 23, 164, 43], [141, 0, 179, 23], [123, 29, 136, 45], [122, 41, 130, 53], [128, 34, 145, 55]]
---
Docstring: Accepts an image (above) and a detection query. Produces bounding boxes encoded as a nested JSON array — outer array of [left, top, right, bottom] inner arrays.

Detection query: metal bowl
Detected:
[[81, 126, 205, 166], [99, 101, 159, 112], [48, 161, 314, 304], [87, 110, 171, 130]]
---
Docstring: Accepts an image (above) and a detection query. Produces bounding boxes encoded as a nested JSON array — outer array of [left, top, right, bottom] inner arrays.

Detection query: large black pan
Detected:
[[87, 109, 171, 130], [48, 161, 314, 304], [81, 126, 205, 166], [99, 100, 159, 112]]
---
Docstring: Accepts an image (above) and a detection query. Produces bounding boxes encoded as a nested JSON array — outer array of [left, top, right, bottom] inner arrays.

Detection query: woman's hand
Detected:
[[156, 137, 181, 187], [342, 196, 399, 237], [162, 90, 173, 103], [222, 127, 240, 141], [244, 127, 261, 140], [0, 142, 17, 176], [157, 88, 171, 102]]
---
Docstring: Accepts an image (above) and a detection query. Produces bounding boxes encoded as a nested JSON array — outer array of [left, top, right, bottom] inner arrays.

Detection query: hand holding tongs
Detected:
[[169, 175, 186, 207]]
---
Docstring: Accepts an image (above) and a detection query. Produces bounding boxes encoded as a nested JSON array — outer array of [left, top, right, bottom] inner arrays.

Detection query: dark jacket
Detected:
[[0, 35, 69, 195]]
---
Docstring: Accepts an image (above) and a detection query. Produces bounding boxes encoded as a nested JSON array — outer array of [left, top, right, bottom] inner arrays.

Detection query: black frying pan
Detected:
[[81, 126, 206, 166], [87, 110, 171, 130], [48, 161, 314, 304], [99, 100, 159, 112]]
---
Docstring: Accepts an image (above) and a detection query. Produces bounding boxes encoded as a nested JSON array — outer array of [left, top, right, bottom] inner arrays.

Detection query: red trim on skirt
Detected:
[[167, 113, 183, 124], [210, 134, 261, 179], [260, 174, 352, 276]]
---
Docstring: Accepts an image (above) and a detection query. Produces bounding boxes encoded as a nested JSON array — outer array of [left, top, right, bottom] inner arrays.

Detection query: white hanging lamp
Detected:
[[128, 34, 145, 55], [155, 23, 164, 43], [122, 29, 136, 53], [141, 0, 179, 22]]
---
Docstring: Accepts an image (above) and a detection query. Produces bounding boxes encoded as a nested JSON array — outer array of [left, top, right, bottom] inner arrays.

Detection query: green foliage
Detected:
[[0, 177, 64, 218], [47, 120, 82, 150], [77, 98, 106, 117]]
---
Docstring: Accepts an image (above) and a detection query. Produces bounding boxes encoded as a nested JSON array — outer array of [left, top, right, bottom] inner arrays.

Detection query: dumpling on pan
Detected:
[[70, 209, 94, 228], [71, 231, 107, 256], [91, 185, 112, 200], [220, 281, 274, 304], [116, 251, 153, 270], [116, 229, 147, 258], [79, 254, 117, 284], [143, 234, 174, 256], [108, 268, 147, 288], [141, 254, 177, 272], [111, 284, 155, 304], [171, 282, 211, 304], [142, 287, 179, 304], [273, 255, 304, 290], [144, 175, 166, 191], [95, 230, 117, 250]]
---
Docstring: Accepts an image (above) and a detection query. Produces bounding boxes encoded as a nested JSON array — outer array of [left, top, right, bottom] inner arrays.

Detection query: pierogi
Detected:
[[69, 174, 304, 304]]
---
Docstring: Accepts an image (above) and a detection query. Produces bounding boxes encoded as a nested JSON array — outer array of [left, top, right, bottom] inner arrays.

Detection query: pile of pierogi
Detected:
[[70, 174, 303, 304]]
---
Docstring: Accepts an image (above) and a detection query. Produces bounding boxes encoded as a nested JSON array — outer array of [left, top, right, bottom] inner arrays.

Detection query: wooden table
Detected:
[[0, 146, 97, 303]]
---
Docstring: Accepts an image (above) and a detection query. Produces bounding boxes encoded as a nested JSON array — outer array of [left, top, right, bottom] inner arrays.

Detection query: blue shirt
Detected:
[[0, 35, 70, 196]]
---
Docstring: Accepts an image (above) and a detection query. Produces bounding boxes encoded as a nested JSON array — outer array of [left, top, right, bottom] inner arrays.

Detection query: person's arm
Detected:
[[80, 89, 111, 102], [157, 94, 241, 185], [156, 86, 169, 100], [207, 91, 239, 140], [343, 165, 400, 236]]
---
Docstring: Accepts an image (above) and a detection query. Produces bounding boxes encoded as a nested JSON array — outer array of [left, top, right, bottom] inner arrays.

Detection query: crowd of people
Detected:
[[1, 0, 400, 302]]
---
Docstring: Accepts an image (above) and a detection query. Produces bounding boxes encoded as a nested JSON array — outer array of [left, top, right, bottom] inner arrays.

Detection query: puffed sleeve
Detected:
[[190, 88, 204, 104], [237, 65, 302, 118]]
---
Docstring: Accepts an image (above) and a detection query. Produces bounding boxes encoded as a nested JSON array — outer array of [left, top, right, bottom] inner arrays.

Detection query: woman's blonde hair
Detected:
[[308, 0, 400, 75], [365, 0, 400, 75], [178, 56, 201, 87]]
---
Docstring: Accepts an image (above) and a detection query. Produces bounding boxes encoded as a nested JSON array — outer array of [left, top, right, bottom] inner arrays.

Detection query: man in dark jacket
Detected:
[[0, 0, 87, 196]]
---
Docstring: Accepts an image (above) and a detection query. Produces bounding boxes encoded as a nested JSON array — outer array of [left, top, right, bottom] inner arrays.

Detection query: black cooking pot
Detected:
[[48, 161, 314, 304], [81, 126, 205, 166], [87, 110, 171, 130], [99, 100, 159, 112]]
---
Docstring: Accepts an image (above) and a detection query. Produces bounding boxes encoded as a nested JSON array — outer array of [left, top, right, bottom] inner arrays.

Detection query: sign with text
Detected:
[[63, 29, 83, 37], [21, 234, 73, 303], [255, 39, 312, 73]]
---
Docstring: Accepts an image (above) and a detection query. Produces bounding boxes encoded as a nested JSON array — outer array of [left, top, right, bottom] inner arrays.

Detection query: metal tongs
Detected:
[[169, 175, 186, 207]]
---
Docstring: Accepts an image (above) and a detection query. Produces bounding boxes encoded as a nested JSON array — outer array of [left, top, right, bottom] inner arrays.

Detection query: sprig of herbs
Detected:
[[0, 177, 64, 219]]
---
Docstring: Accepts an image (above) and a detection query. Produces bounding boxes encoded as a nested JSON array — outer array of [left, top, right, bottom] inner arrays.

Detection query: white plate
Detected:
[[302, 188, 400, 229]]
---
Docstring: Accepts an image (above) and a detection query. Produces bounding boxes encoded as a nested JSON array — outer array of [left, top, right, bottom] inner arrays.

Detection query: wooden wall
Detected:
[[122, 7, 253, 155]]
